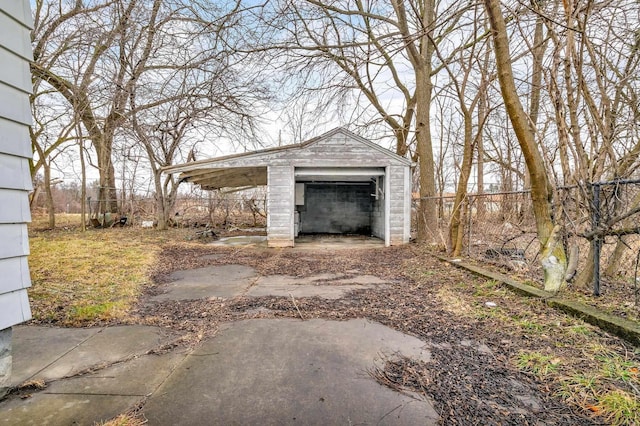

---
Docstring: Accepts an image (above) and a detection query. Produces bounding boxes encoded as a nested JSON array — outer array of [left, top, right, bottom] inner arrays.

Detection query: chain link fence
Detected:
[[417, 179, 640, 306]]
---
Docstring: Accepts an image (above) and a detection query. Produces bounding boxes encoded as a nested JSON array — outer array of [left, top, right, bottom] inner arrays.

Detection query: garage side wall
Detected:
[[267, 165, 294, 247], [388, 165, 410, 245], [371, 177, 385, 240]]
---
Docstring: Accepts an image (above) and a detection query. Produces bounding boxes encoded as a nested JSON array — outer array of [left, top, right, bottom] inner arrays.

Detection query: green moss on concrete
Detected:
[[438, 255, 640, 347], [547, 299, 640, 346]]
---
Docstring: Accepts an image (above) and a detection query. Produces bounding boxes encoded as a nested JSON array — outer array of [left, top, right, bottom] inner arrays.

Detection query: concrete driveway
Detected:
[[144, 318, 436, 425], [1, 261, 439, 425]]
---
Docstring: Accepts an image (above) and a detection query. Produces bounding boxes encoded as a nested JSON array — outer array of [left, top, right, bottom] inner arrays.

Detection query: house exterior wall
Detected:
[[0, 1, 34, 397]]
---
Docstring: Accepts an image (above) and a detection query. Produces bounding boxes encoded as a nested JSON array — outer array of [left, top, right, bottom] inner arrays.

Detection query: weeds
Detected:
[[597, 352, 638, 383], [517, 319, 545, 333], [552, 346, 640, 425], [597, 390, 640, 425], [569, 325, 593, 336], [515, 351, 560, 377], [557, 374, 598, 402]]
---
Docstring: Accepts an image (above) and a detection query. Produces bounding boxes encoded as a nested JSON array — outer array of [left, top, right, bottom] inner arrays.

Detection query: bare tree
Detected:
[[31, 0, 140, 216], [542, 0, 640, 288], [484, 0, 568, 292], [29, 91, 78, 228], [255, 0, 489, 242], [124, 2, 267, 229], [31, 0, 268, 225], [431, 4, 493, 256]]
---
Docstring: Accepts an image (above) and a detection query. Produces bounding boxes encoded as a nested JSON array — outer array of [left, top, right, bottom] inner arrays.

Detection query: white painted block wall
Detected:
[[267, 165, 295, 247]]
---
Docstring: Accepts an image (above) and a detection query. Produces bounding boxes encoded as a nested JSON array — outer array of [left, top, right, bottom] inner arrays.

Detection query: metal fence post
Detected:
[[592, 183, 601, 296], [467, 195, 473, 257]]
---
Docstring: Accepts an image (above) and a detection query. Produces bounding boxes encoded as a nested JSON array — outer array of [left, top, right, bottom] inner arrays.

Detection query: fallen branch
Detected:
[[289, 293, 305, 321]]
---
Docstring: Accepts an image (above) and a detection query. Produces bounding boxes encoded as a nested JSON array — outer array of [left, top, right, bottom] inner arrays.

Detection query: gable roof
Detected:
[[163, 127, 411, 174], [162, 127, 411, 190]]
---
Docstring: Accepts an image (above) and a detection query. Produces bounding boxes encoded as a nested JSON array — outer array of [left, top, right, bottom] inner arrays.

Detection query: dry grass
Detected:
[[16, 379, 46, 392], [29, 213, 86, 231], [27, 216, 193, 326], [411, 256, 640, 426], [94, 413, 147, 426]]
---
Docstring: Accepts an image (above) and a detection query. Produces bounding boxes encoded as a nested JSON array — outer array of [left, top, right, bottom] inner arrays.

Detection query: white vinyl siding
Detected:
[[0, 1, 33, 328]]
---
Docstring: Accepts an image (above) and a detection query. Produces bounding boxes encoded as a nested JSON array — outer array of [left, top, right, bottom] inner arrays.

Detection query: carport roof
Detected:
[[162, 127, 412, 190], [175, 166, 268, 190]]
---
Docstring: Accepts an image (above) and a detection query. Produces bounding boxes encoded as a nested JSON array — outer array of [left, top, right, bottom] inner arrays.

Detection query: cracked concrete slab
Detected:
[[1, 326, 185, 425], [48, 350, 189, 396], [336, 275, 387, 285], [10, 326, 98, 386], [10, 325, 180, 385], [3, 265, 436, 425], [248, 274, 388, 299], [0, 393, 138, 426], [150, 264, 257, 301], [143, 318, 437, 425], [151, 266, 390, 301]]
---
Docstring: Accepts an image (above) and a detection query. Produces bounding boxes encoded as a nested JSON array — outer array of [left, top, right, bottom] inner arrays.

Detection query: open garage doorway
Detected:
[[297, 182, 373, 234], [294, 167, 386, 243]]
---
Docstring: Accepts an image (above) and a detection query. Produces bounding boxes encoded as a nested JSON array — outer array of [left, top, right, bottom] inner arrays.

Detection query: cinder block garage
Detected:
[[164, 128, 413, 248]]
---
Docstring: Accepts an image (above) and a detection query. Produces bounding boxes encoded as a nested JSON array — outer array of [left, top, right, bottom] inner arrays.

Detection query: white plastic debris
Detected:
[[485, 301, 497, 308]]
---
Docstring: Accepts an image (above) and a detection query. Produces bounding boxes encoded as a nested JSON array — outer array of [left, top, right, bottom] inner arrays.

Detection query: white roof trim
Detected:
[[162, 127, 412, 175], [295, 167, 385, 177]]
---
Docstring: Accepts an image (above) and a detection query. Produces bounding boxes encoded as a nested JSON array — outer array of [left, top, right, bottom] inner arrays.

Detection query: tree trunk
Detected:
[[43, 162, 55, 229], [603, 239, 626, 279], [574, 244, 594, 290], [97, 139, 118, 215], [79, 136, 86, 232], [152, 168, 168, 230], [528, 13, 546, 129], [484, 0, 567, 292], [414, 0, 438, 244], [449, 111, 474, 256], [415, 65, 438, 243], [476, 96, 486, 219]]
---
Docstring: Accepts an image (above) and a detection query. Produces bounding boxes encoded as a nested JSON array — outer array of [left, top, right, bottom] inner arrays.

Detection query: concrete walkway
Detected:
[[0, 263, 439, 425], [1, 325, 187, 425]]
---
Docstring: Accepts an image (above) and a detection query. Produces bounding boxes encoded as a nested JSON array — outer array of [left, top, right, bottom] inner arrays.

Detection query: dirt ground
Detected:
[[126, 242, 640, 425]]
